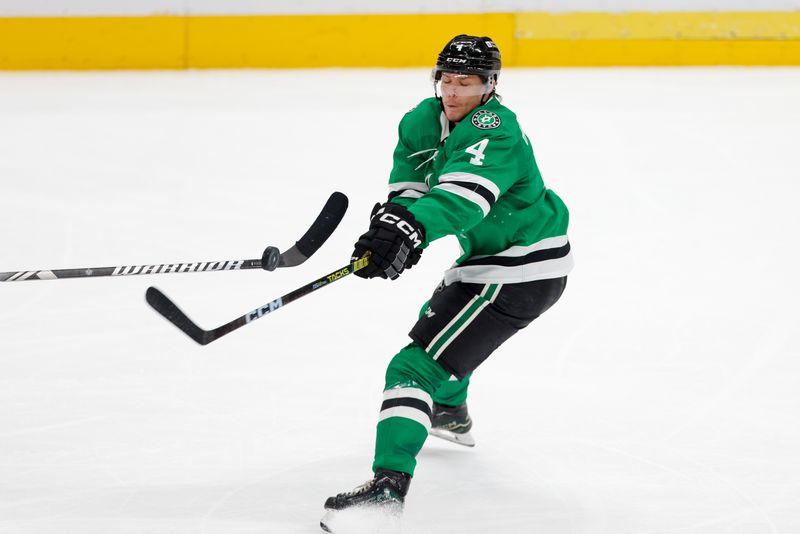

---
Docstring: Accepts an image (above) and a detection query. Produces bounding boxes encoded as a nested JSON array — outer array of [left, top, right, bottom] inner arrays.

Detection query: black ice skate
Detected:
[[429, 402, 475, 447], [320, 469, 411, 532]]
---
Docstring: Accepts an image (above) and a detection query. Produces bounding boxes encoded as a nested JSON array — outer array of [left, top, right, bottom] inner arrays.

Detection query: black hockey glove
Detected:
[[351, 202, 425, 280]]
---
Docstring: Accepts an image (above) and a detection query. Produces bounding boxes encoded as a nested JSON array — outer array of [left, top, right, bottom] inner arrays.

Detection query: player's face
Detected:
[[437, 73, 491, 122]]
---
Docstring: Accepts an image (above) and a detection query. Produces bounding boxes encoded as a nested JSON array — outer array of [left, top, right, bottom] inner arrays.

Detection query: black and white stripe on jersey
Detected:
[[435, 172, 500, 216], [441, 180, 495, 208], [378, 387, 433, 431], [444, 235, 574, 284], [461, 241, 571, 268]]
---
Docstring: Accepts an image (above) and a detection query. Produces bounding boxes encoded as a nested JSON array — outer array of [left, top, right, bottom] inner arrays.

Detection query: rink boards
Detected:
[[1, 10, 800, 69]]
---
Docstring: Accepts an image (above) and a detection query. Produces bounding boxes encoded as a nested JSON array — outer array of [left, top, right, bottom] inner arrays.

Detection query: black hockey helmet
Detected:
[[433, 34, 502, 82]]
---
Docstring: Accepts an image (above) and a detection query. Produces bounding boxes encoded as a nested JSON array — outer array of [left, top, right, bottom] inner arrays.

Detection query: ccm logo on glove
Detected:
[[351, 202, 426, 280], [378, 212, 423, 248]]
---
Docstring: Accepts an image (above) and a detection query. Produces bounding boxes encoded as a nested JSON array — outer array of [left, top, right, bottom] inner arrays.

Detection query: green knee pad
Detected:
[[384, 342, 451, 392]]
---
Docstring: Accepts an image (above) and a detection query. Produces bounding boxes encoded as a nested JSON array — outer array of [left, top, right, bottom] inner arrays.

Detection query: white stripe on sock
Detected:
[[379, 406, 432, 431]]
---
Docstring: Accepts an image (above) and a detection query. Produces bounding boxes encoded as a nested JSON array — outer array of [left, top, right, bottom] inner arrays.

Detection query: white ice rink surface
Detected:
[[1, 68, 799, 534]]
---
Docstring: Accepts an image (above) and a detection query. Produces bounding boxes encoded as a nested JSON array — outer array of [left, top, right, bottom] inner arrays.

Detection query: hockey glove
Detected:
[[351, 203, 425, 280]]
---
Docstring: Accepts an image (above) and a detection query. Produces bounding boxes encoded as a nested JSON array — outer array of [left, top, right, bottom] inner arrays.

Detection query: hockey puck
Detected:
[[261, 246, 281, 271]]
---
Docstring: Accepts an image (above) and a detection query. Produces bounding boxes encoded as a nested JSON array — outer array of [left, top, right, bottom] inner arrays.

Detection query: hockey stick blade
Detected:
[[147, 256, 369, 345], [146, 287, 212, 345], [278, 192, 349, 268]]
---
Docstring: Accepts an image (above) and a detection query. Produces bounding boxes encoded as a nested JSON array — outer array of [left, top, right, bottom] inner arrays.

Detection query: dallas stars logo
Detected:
[[471, 110, 501, 130]]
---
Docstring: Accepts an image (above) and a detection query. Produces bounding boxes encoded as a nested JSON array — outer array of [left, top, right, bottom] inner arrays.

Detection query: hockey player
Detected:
[[321, 35, 573, 530]]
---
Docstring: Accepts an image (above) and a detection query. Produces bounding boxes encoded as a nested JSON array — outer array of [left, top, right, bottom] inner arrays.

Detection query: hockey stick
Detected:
[[0, 192, 348, 282], [146, 256, 369, 345]]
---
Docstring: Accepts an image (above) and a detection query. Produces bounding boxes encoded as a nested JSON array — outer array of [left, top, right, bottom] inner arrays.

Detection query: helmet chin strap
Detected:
[[477, 77, 497, 104]]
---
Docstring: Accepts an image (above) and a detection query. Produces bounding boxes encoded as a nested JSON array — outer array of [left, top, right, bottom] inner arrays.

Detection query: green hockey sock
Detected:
[[431, 374, 471, 406], [373, 343, 451, 475]]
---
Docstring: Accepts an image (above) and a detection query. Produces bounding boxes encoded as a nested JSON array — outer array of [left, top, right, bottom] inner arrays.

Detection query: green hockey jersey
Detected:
[[388, 96, 573, 284]]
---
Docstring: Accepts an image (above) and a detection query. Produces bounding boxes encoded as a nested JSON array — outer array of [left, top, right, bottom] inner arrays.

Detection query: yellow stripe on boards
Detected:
[[0, 12, 799, 70], [514, 12, 800, 66], [186, 13, 515, 68], [515, 12, 800, 40], [518, 39, 800, 67], [0, 16, 185, 69]]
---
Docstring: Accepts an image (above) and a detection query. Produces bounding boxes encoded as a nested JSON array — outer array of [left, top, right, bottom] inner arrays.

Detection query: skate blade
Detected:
[[320, 510, 336, 533], [320, 512, 334, 532], [429, 427, 476, 447], [320, 506, 402, 534]]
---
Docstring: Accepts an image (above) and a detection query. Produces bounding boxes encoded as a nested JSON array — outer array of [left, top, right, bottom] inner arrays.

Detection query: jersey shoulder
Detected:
[[397, 97, 444, 153], [399, 97, 442, 132]]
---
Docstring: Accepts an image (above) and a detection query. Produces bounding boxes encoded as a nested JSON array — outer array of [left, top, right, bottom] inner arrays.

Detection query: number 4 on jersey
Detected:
[[465, 139, 489, 166]]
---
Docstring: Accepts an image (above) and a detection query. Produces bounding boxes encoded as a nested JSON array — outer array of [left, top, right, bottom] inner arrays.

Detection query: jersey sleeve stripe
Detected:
[[438, 172, 501, 199], [397, 190, 425, 199], [442, 180, 496, 209], [389, 181, 430, 193], [433, 183, 492, 217]]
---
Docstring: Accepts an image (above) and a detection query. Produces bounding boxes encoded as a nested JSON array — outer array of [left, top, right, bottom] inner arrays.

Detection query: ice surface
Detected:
[[1, 68, 799, 533]]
